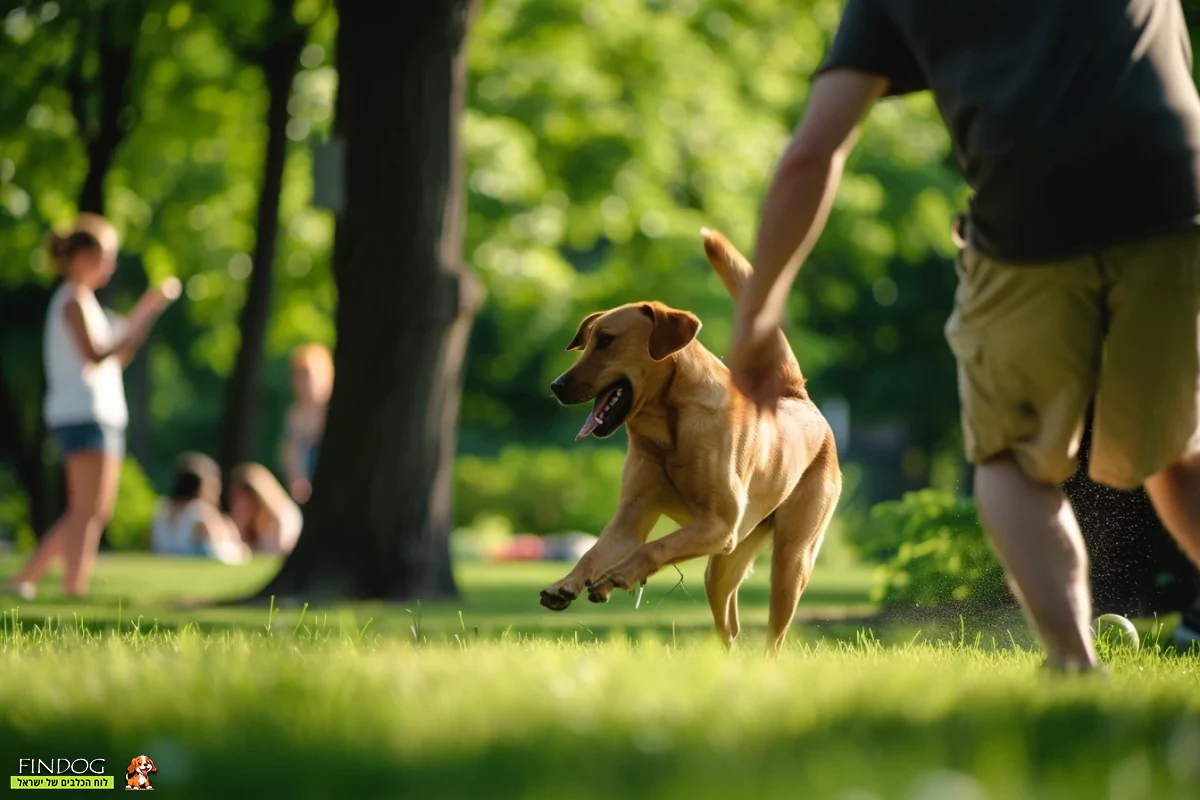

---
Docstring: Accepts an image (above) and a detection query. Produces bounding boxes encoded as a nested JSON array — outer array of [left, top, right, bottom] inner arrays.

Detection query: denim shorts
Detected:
[[51, 422, 126, 458]]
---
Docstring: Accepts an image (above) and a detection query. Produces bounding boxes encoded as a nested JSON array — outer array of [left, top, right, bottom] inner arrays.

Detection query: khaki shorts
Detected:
[[945, 230, 1200, 489]]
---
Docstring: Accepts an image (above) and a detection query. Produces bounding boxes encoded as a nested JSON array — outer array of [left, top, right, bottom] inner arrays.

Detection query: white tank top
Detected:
[[42, 281, 128, 429]]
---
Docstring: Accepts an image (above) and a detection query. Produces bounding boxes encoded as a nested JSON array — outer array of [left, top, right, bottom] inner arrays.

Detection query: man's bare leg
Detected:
[[975, 455, 1099, 669], [1145, 454, 1200, 565], [1144, 454, 1200, 650]]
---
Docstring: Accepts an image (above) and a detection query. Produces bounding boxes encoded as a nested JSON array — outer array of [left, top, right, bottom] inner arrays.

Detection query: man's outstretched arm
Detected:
[[729, 69, 887, 406]]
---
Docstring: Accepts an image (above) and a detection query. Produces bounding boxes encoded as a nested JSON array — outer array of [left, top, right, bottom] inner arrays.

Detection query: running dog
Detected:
[[540, 229, 841, 650]]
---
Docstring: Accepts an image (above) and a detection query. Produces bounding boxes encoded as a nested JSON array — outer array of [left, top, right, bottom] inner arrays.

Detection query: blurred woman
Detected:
[[151, 453, 250, 565], [282, 343, 333, 504], [8, 213, 178, 600], [228, 462, 303, 555]]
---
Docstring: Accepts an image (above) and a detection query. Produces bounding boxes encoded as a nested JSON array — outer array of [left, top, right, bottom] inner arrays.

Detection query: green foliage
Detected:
[[454, 445, 625, 534], [0, 0, 1029, 535], [103, 457, 159, 551], [0, 469, 33, 548], [854, 489, 1008, 608], [460, 0, 964, 465], [0, 0, 337, 493]]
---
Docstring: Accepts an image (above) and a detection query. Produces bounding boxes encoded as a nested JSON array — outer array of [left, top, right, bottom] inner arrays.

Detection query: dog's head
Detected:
[[550, 301, 701, 440], [127, 756, 156, 776]]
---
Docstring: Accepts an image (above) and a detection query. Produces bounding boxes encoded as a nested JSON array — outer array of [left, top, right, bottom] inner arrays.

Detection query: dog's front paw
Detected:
[[586, 573, 628, 604], [539, 584, 578, 612]]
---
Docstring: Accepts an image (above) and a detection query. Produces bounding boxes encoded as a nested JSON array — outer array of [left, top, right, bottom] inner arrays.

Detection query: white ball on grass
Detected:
[[1092, 613, 1140, 652]]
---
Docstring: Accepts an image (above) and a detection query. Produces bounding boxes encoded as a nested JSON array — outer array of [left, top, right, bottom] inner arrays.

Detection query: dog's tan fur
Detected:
[[540, 229, 842, 651]]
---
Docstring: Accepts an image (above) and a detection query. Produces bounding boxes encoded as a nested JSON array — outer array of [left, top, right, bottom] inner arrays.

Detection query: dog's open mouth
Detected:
[[575, 378, 633, 440]]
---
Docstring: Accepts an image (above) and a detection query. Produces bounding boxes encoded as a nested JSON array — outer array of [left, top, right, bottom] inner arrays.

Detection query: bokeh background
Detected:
[[1, 0, 1198, 612]]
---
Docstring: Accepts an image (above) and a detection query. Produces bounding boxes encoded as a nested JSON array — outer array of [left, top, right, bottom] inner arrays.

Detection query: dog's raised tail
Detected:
[[699, 227, 807, 400], [701, 228, 753, 301]]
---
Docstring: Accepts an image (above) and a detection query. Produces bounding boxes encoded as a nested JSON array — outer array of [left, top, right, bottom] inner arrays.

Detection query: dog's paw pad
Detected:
[[539, 588, 574, 611]]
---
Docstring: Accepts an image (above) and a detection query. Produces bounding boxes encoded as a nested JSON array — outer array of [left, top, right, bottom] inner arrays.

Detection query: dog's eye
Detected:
[[594, 333, 615, 350]]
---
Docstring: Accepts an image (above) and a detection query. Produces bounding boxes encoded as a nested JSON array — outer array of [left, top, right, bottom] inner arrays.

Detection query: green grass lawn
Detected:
[[0, 552, 880, 642], [2, 554, 1198, 799]]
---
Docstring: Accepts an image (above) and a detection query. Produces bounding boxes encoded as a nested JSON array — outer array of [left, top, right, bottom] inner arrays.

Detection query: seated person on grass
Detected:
[[152, 453, 251, 565], [228, 462, 303, 555]]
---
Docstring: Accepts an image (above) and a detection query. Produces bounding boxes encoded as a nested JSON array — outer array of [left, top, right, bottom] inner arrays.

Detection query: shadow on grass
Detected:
[[3, 691, 1192, 799]]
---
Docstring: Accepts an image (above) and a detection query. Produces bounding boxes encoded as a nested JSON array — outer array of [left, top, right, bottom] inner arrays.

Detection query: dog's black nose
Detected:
[[550, 375, 569, 400]]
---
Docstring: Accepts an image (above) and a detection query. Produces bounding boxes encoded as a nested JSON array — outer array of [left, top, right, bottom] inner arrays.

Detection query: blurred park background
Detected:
[[1, 0, 1199, 616]]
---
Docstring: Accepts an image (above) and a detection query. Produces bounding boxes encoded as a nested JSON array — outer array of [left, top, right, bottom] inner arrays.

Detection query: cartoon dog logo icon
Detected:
[[124, 755, 156, 790]]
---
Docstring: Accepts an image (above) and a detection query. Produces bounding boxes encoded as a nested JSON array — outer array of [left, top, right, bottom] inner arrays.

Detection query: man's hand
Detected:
[[290, 477, 313, 504], [728, 314, 788, 410]]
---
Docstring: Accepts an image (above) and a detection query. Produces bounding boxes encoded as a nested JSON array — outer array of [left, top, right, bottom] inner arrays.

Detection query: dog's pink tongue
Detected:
[[575, 413, 602, 441], [575, 386, 617, 441]]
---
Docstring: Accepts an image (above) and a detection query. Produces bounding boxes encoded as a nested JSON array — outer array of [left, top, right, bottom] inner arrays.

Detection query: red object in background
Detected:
[[492, 534, 547, 562]]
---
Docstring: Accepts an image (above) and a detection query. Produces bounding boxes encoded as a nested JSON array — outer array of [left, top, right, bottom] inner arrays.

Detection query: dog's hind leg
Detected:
[[705, 524, 771, 647], [767, 440, 842, 653]]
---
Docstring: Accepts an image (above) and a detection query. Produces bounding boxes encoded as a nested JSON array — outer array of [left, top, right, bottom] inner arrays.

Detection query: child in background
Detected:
[[228, 462, 303, 555], [7, 213, 179, 599], [282, 343, 332, 504], [151, 453, 251, 565]]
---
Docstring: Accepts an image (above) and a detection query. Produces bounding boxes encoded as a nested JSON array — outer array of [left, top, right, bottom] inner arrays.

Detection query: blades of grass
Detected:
[[293, 603, 310, 637]]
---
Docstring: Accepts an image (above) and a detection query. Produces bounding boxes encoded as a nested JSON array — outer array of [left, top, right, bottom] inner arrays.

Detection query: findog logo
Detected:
[[11, 758, 112, 790], [124, 755, 156, 791]]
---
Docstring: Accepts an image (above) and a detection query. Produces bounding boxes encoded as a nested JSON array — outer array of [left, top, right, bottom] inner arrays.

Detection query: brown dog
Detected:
[[125, 755, 155, 790], [540, 229, 842, 651]]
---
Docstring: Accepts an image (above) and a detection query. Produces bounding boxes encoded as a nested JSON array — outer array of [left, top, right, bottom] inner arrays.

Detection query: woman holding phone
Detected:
[[8, 213, 180, 599]]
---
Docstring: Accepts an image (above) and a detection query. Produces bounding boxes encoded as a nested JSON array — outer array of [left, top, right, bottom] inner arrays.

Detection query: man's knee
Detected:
[[975, 451, 1072, 488]]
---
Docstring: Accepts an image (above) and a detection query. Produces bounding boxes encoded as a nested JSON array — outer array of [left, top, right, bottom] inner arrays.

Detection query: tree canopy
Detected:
[[1, 0, 1109, 537]]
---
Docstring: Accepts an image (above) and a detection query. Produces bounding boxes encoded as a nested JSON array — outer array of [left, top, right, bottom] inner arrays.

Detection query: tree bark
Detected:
[[0, 286, 52, 536], [73, 3, 137, 215], [218, 0, 306, 485], [254, 0, 480, 602]]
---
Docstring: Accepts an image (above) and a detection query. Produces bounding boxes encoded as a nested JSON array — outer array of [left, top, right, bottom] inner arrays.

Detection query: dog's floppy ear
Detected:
[[566, 312, 603, 351], [640, 302, 701, 361], [126, 759, 139, 775], [147, 758, 156, 773]]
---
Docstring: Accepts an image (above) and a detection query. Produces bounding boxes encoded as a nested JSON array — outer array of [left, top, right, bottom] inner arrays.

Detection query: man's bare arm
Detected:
[[739, 70, 888, 332]]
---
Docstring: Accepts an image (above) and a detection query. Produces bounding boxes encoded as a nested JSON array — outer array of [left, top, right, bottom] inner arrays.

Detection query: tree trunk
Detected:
[[254, 0, 480, 602], [75, 4, 136, 215], [121, 255, 152, 470], [0, 339, 51, 536], [219, 0, 306, 485]]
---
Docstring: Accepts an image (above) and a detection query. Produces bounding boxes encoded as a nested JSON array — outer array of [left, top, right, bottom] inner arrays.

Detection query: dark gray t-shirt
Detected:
[[821, 0, 1200, 262]]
